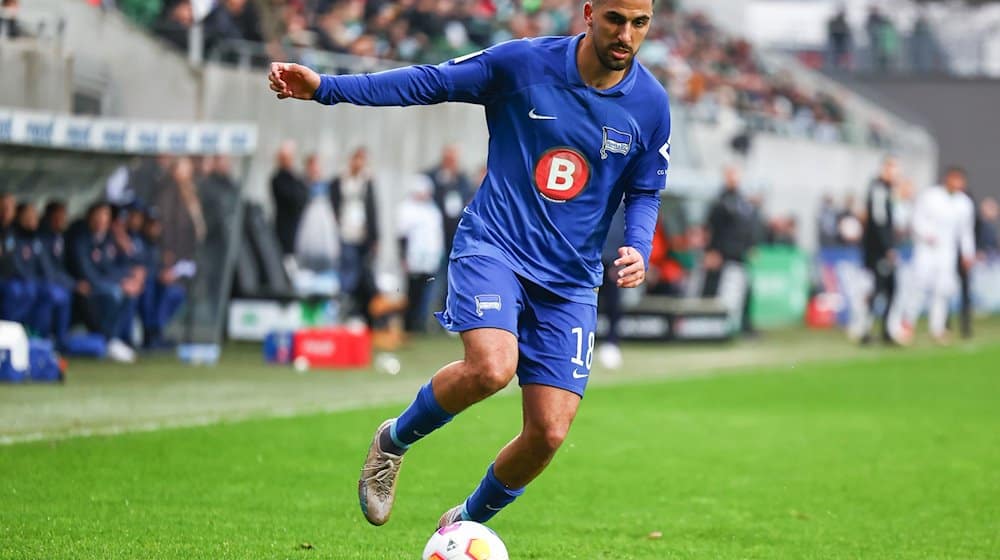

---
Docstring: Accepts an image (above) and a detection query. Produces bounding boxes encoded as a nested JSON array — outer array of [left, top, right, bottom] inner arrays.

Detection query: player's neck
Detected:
[[576, 35, 628, 90]]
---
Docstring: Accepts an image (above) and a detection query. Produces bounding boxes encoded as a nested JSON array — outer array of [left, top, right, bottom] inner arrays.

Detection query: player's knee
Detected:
[[529, 424, 569, 456], [471, 361, 516, 395]]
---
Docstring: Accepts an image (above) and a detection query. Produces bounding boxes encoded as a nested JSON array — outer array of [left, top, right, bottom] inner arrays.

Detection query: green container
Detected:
[[748, 246, 810, 329]]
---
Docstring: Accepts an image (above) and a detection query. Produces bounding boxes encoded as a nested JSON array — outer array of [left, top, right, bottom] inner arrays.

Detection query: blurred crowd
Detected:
[[269, 139, 476, 334], [91, 0, 869, 144], [826, 4, 942, 74], [0, 155, 239, 362]]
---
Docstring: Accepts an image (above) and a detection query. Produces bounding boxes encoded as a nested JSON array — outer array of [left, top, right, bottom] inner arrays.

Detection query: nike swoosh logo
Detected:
[[572, 369, 589, 379], [413, 430, 427, 437], [528, 108, 557, 120], [485, 505, 503, 511]]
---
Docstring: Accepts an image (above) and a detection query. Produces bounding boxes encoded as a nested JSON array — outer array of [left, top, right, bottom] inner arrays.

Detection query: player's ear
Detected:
[[584, 1, 593, 26]]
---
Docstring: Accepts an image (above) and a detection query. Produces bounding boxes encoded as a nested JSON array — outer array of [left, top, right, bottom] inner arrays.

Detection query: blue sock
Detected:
[[463, 463, 525, 523], [391, 381, 454, 448]]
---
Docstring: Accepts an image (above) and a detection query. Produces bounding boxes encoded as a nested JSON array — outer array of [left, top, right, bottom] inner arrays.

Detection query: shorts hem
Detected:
[[517, 379, 586, 399]]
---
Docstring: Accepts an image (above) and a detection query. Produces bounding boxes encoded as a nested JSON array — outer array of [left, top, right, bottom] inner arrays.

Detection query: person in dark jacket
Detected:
[[702, 165, 757, 335], [36, 200, 76, 345], [12, 203, 73, 344], [155, 157, 206, 265], [67, 202, 142, 361], [271, 141, 309, 257], [426, 144, 473, 258], [138, 210, 186, 349], [110, 205, 150, 346], [859, 156, 899, 343], [0, 192, 15, 279], [0, 203, 45, 331], [330, 146, 379, 319]]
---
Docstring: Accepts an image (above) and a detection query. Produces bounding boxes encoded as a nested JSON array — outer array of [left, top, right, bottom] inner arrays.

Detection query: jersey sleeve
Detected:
[[624, 104, 672, 194], [621, 100, 672, 266], [312, 41, 518, 107]]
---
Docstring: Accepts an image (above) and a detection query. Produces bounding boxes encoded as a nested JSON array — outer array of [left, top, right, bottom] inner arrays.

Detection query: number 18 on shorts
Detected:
[[435, 254, 598, 397]]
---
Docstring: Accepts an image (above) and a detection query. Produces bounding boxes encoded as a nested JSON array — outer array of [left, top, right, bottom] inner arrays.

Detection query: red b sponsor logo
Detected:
[[533, 147, 590, 202]]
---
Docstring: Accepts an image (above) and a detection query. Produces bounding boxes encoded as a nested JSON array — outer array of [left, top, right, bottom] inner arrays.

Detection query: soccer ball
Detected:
[[421, 521, 509, 560]]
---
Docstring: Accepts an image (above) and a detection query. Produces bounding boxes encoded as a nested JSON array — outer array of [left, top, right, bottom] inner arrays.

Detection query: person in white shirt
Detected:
[[397, 175, 444, 333], [892, 167, 975, 344], [330, 147, 379, 319]]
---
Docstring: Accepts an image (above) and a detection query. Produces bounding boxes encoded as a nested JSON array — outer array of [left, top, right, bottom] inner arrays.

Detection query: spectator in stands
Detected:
[[294, 153, 340, 274], [424, 144, 473, 313], [826, 6, 852, 70], [647, 219, 688, 297], [198, 155, 239, 292], [129, 155, 173, 207], [703, 164, 757, 336], [836, 193, 864, 247], [154, 0, 194, 51], [0, 192, 14, 236], [270, 140, 308, 258], [978, 197, 999, 257], [330, 146, 379, 320], [0, 0, 25, 39], [67, 202, 140, 362], [818, 194, 840, 248], [397, 174, 443, 333], [859, 156, 900, 344], [203, 0, 264, 53], [909, 12, 936, 73], [139, 209, 186, 349], [112, 205, 152, 346], [37, 200, 76, 345], [767, 215, 798, 247], [0, 193, 14, 280], [865, 5, 898, 72], [427, 144, 473, 258], [155, 157, 206, 265], [0, 203, 46, 335]]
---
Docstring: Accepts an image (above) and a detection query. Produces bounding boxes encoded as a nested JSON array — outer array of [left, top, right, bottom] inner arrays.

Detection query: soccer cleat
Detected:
[[358, 419, 404, 526], [438, 504, 465, 528]]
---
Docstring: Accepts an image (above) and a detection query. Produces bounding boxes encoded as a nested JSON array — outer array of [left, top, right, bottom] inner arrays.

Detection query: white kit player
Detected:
[[891, 167, 975, 344]]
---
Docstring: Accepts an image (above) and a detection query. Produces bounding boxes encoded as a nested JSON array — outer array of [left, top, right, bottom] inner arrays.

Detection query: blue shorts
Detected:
[[435, 255, 597, 397]]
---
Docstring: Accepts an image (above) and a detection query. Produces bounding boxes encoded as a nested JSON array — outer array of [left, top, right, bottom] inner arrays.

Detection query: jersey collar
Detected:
[[565, 33, 638, 97]]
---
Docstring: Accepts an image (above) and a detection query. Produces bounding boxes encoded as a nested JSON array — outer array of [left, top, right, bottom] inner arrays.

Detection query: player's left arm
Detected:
[[616, 105, 671, 289]]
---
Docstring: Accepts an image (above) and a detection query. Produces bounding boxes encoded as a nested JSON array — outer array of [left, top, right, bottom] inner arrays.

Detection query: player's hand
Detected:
[[614, 246, 645, 288], [962, 256, 975, 271], [268, 62, 321, 100]]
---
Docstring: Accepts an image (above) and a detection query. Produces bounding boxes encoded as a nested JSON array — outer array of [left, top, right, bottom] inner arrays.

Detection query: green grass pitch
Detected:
[[2, 329, 999, 559]]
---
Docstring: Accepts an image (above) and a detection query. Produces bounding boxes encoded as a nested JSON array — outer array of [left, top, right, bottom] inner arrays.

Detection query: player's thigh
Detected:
[[516, 287, 598, 398]]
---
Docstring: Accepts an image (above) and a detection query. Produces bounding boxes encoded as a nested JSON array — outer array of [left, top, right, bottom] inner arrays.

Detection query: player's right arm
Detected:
[[269, 43, 513, 107]]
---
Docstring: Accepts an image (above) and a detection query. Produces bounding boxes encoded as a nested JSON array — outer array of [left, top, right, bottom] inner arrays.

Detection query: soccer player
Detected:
[[269, 0, 670, 527], [891, 167, 975, 345]]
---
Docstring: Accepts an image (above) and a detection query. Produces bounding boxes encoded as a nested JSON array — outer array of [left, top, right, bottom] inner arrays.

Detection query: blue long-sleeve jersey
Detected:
[[313, 34, 671, 304]]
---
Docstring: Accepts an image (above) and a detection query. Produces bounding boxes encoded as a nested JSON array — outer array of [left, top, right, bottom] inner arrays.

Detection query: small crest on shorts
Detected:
[[474, 294, 502, 317]]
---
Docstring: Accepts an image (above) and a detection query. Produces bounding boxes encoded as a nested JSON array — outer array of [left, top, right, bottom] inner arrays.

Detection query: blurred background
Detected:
[[1, 0, 999, 370]]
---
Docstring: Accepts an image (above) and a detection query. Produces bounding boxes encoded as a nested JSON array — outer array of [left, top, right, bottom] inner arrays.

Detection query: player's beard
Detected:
[[595, 40, 633, 71]]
